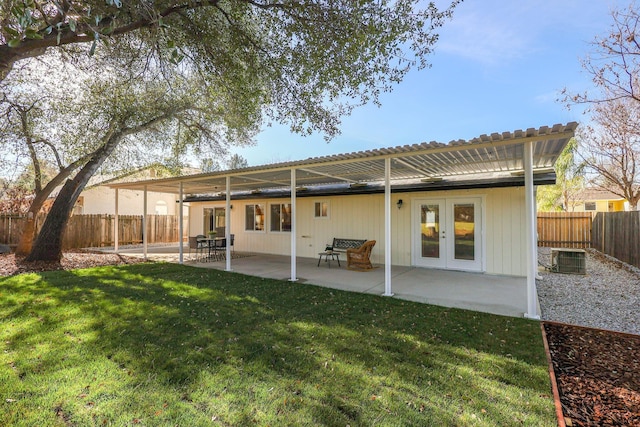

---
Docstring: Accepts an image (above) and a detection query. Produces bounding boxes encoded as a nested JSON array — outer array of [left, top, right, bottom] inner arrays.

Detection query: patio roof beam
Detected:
[[298, 167, 357, 183], [228, 174, 291, 188], [393, 157, 433, 177]]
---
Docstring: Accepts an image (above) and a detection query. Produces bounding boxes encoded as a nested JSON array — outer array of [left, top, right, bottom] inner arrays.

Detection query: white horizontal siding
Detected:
[[189, 186, 527, 276]]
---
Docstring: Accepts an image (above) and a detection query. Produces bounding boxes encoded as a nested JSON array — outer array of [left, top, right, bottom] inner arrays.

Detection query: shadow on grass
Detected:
[[0, 262, 555, 426]]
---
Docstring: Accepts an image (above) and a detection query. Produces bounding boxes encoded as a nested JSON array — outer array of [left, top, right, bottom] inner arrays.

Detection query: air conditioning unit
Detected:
[[551, 248, 586, 274]]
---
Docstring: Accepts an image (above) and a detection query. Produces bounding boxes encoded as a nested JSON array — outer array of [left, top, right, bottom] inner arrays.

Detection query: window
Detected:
[[584, 202, 596, 211], [204, 207, 226, 235], [270, 203, 292, 232], [314, 201, 329, 218], [155, 200, 168, 215], [245, 204, 265, 231]]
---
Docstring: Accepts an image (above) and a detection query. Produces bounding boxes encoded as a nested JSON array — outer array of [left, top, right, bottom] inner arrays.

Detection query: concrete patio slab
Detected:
[[106, 244, 528, 317]]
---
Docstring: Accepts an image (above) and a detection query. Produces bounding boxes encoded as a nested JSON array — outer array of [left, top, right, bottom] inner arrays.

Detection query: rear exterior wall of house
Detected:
[[189, 186, 527, 276]]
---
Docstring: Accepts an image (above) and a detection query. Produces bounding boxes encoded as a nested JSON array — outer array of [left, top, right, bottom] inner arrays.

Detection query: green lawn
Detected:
[[0, 262, 556, 426]]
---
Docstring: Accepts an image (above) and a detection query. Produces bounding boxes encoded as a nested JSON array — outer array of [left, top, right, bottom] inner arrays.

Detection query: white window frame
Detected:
[[270, 202, 292, 233], [245, 203, 266, 232], [314, 200, 330, 219]]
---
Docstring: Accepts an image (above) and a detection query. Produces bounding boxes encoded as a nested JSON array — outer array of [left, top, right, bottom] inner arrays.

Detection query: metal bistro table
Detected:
[[204, 237, 226, 261], [317, 250, 341, 268]]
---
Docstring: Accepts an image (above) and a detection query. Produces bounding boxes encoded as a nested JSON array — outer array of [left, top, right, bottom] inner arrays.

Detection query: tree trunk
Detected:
[[25, 133, 122, 262], [15, 157, 91, 256], [15, 187, 56, 256], [24, 180, 78, 261]]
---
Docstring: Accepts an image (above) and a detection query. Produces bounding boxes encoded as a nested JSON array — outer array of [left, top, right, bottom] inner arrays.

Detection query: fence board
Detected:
[[537, 212, 593, 248], [592, 211, 640, 269], [0, 213, 184, 249]]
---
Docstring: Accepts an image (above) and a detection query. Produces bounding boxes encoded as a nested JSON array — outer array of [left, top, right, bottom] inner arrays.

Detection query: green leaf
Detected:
[[7, 38, 21, 48], [5, 27, 20, 37], [25, 29, 43, 39], [11, 5, 24, 18], [68, 19, 76, 32]]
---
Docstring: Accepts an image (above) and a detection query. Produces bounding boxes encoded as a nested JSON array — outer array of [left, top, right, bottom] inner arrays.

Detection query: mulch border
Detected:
[[540, 320, 640, 427], [541, 322, 566, 427]]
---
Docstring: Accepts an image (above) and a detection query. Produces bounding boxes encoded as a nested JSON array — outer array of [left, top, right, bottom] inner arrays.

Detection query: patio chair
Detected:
[[189, 236, 200, 259], [346, 240, 376, 270], [229, 234, 235, 254], [212, 237, 227, 261], [190, 234, 206, 261]]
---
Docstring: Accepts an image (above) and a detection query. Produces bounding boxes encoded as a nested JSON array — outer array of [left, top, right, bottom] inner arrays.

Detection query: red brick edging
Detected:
[[540, 322, 566, 427]]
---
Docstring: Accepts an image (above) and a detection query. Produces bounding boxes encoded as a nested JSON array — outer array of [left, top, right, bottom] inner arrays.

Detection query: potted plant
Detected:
[[208, 230, 217, 238]]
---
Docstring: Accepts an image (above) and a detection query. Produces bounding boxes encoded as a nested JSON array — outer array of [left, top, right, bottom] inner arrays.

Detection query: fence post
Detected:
[[601, 212, 605, 254]]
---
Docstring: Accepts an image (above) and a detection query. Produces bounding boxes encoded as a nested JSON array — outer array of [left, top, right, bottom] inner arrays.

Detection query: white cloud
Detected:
[[436, 0, 620, 66]]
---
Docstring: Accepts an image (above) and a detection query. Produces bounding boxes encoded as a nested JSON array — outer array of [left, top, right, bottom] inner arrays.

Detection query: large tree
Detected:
[[1, 0, 460, 261], [2, 50, 251, 260], [563, 3, 640, 209], [577, 98, 640, 210], [567, 4, 640, 105]]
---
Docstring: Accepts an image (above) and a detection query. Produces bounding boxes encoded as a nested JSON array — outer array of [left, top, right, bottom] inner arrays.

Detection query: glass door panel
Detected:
[[414, 199, 445, 268], [214, 207, 226, 236], [453, 203, 475, 261], [421, 203, 440, 258]]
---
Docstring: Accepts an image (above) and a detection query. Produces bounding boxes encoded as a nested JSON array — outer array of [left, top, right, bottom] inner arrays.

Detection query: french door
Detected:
[[412, 197, 483, 272]]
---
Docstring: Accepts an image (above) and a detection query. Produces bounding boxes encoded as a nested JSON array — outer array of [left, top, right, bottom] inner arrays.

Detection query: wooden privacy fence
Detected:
[[537, 212, 593, 249], [0, 214, 183, 249], [592, 211, 640, 269]]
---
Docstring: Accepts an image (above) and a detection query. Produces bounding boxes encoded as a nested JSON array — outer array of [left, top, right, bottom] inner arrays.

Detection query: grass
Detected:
[[0, 262, 556, 426]]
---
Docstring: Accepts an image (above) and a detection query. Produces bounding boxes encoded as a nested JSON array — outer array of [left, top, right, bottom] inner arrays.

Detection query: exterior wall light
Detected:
[[396, 199, 404, 209]]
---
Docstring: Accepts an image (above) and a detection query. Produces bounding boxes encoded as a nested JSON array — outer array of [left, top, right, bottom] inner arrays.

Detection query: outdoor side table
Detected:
[[317, 251, 341, 267]]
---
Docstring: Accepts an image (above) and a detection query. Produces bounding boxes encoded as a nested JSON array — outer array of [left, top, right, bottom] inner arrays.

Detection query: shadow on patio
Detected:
[[105, 244, 528, 318]]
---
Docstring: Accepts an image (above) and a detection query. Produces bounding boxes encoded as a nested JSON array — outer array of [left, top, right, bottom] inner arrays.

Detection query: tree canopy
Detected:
[[1, 0, 461, 260], [1, 0, 460, 138]]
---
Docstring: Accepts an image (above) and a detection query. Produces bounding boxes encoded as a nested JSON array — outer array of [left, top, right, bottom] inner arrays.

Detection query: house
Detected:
[[70, 165, 198, 216], [571, 188, 628, 213], [108, 123, 578, 318]]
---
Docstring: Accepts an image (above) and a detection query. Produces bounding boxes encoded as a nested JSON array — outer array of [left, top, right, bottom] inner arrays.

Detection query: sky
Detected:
[[236, 0, 627, 166]]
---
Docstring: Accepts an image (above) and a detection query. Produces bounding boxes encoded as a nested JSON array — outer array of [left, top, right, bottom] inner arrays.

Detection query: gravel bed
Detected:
[[537, 247, 640, 335]]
